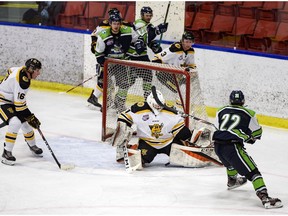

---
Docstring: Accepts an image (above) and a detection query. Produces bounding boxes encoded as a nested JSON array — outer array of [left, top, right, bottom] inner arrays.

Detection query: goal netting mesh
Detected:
[[101, 59, 208, 141]]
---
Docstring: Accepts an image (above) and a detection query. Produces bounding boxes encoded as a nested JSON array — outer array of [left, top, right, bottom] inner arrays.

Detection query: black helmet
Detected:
[[25, 58, 42, 70], [230, 90, 245, 106], [141, 6, 153, 16], [182, 31, 195, 41], [108, 8, 120, 17], [108, 13, 122, 24]]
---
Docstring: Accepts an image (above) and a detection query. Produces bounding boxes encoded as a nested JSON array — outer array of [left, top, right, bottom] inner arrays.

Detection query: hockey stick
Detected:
[[158, 1, 171, 45], [37, 128, 75, 170], [59, 75, 96, 94], [151, 86, 218, 130]]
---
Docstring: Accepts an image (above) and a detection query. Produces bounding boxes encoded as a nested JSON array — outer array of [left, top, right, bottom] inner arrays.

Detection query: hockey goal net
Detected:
[[102, 58, 208, 141]]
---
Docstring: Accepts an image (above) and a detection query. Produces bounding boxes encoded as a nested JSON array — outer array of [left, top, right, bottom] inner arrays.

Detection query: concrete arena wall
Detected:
[[0, 25, 84, 85], [0, 0, 287, 128]]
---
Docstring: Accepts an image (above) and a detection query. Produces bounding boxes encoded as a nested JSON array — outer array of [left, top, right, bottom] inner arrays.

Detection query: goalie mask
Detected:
[[147, 90, 165, 115], [230, 90, 245, 106]]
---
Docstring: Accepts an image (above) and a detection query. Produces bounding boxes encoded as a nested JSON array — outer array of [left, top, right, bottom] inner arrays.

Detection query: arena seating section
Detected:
[[185, 1, 288, 55], [54, 1, 288, 55], [56, 2, 135, 31]]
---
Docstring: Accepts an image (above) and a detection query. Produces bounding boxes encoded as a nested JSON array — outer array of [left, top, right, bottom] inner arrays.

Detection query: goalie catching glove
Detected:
[[25, 113, 41, 129]]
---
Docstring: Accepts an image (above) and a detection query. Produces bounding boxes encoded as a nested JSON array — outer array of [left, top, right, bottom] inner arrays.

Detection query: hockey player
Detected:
[[152, 31, 197, 96], [128, 6, 168, 61], [213, 90, 283, 209], [0, 58, 43, 165], [127, 6, 169, 99], [88, 8, 133, 109], [112, 89, 221, 169], [88, 13, 135, 112]]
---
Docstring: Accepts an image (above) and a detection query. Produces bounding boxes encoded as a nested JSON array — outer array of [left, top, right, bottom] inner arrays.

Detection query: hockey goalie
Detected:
[[111, 90, 222, 171]]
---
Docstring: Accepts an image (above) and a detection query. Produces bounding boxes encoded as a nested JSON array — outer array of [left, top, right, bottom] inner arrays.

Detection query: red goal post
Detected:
[[102, 58, 208, 141]]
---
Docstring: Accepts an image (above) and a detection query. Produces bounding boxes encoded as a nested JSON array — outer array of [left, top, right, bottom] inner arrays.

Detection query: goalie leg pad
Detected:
[[116, 146, 143, 170], [111, 121, 133, 147], [127, 148, 143, 170], [169, 144, 223, 167]]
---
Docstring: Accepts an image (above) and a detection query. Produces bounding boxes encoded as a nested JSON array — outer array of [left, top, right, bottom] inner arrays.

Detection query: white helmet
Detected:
[[146, 90, 165, 115]]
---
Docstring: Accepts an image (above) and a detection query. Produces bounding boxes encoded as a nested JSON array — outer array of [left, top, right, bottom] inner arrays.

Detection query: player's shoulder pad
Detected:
[[187, 47, 195, 54], [169, 42, 183, 52], [98, 28, 111, 39], [120, 25, 132, 34], [162, 103, 178, 114], [130, 102, 150, 113], [19, 69, 30, 89], [134, 19, 146, 28], [100, 20, 109, 26]]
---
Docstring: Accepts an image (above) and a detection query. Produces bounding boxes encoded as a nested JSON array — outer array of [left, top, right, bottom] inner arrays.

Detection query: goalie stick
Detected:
[[37, 128, 75, 170], [59, 75, 96, 94], [151, 86, 218, 130]]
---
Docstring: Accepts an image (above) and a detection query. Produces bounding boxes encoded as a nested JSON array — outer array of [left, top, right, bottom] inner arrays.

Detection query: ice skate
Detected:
[[27, 144, 43, 157], [227, 176, 247, 190], [257, 190, 283, 209], [1, 149, 16, 166], [87, 91, 102, 110]]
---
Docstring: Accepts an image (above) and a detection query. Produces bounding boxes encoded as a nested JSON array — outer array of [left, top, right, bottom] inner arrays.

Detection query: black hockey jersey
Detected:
[[213, 105, 262, 144]]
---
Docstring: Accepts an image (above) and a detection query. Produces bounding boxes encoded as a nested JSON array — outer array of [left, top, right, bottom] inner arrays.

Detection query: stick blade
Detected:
[[60, 164, 75, 170]]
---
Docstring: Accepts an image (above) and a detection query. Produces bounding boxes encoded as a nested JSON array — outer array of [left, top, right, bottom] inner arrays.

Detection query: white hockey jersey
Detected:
[[0, 66, 31, 117], [153, 42, 196, 68], [118, 102, 187, 149]]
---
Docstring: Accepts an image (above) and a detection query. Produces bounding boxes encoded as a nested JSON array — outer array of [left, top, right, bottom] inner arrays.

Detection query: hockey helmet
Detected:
[[182, 31, 195, 42], [108, 13, 122, 24], [25, 58, 42, 70], [230, 90, 245, 106], [141, 6, 153, 16], [108, 8, 120, 17], [147, 90, 165, 115]]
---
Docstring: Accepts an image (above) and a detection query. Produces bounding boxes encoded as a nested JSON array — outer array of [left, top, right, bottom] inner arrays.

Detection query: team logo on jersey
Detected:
[[23, 76, 29, 82], [175, 43, 181, 49], [141, 149, 148, 156], [149, 123, 164, 138], [7, 107, 14, 114], [142, 114, 149, 121]]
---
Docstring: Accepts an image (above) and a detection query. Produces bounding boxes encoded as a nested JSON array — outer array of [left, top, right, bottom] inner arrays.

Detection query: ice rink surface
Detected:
[[0, 89, 287, 215]]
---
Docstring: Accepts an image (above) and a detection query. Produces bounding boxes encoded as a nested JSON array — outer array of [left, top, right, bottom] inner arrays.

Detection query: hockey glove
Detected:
[[25, 114, 41, 129], [155, 23, 168, 35], [185, 65, 197, 73], [149, 41, 162, 54], [135, 37, 146, 54], [91, 41, 96, 54]]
